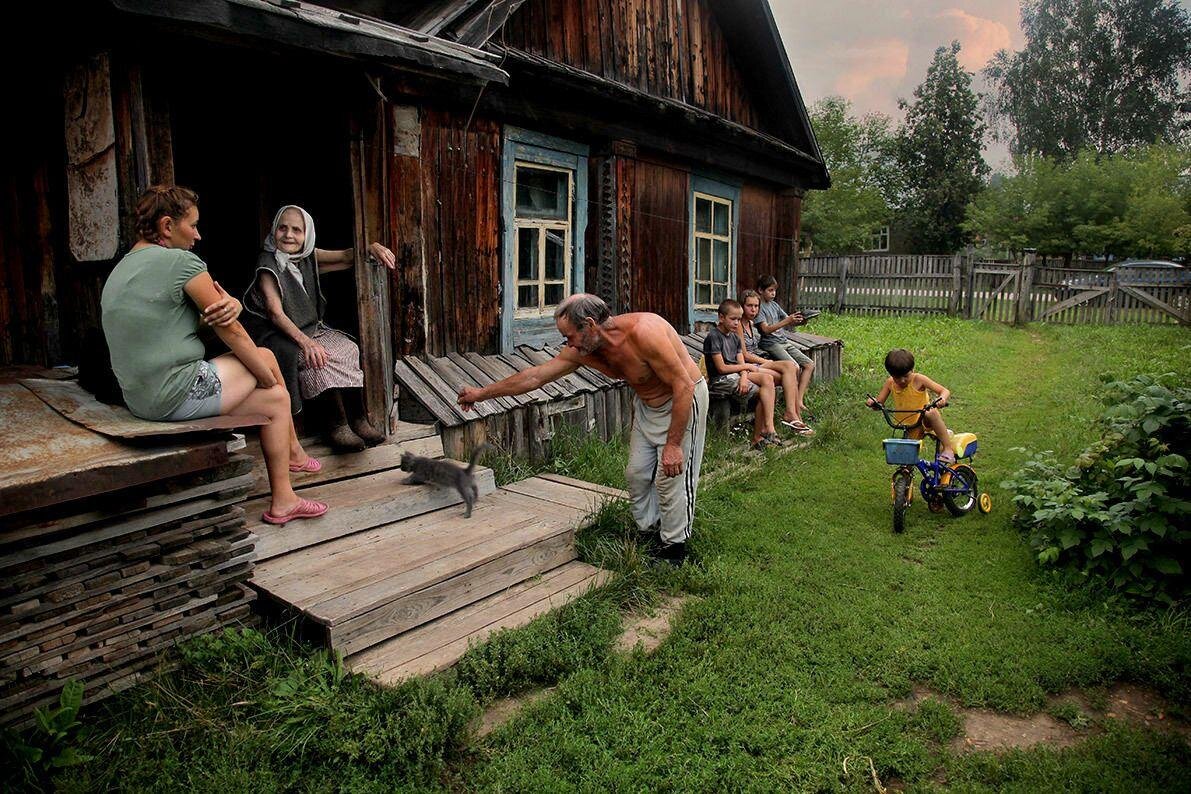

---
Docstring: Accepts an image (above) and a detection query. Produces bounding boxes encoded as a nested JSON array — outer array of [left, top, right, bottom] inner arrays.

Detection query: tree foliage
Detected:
[[984, 0, 1191, 159], [800, 97, 897, 254], [895, 42, 989, 253], [965, 144, 1191, 258]]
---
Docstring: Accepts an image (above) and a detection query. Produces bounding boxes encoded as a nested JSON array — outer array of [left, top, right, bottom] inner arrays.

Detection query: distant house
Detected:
[[2, 0, 830, 431]]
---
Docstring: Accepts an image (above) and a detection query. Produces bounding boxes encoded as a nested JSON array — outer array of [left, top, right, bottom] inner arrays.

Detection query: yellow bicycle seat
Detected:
[[951, 432, 978, 458]]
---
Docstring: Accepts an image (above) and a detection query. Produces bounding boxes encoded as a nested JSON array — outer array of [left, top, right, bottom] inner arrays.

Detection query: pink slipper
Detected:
[[261, 498, 328, 525], [289, 457, 323, 473]]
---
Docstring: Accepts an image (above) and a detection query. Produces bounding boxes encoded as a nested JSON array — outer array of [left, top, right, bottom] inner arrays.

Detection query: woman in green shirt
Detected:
[[102, 186, 328, 525]]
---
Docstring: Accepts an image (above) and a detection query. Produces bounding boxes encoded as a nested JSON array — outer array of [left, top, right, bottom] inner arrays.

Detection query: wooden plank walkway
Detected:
[[246, 425, 622, 680]]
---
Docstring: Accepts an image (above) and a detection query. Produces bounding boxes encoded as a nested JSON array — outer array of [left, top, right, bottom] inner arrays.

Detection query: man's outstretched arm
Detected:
[[458, 353, 580, 410]]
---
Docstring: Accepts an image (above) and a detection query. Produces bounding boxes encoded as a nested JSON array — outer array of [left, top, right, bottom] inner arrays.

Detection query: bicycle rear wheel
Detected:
[[892, 469, 912, 533], [943, 464, 978, 516]]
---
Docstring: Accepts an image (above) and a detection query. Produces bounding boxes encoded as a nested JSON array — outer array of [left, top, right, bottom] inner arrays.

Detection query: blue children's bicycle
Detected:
[[866, 396, 992, 533]]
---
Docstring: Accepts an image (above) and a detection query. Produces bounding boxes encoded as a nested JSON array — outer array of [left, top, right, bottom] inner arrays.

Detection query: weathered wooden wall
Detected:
[[419, 109, 503, 355], [622, 159, 690, 325], [501, 0, 770, 135]]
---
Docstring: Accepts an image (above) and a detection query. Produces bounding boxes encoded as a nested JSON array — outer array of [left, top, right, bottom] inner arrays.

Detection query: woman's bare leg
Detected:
[[212, 352, 301, 515], [763, 361, 802, 423], [753, 370, 777, 439]]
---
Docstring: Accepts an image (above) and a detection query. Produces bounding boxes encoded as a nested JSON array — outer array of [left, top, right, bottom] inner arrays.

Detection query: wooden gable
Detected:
[[499, 0, 775, 137]]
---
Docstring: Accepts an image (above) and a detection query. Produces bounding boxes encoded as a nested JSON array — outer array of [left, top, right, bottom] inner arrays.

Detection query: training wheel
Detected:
[[978, 492, 993, 514], [928, 498, 946, 514]]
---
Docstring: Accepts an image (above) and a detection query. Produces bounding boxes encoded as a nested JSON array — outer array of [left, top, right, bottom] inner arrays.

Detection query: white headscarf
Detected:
[[263, 205, 316, 290]]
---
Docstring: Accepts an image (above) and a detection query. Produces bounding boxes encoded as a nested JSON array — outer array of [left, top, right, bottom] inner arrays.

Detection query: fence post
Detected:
[[1016, 249, 1036, 326], [948, 253, 961, 316], [1107, 269, 1119, 323], [964, 247, 976, 319], [835, 257, 849, 313]]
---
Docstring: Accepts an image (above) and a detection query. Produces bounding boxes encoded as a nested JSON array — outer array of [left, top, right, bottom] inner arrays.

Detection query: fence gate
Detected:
[[966, 263, 1027, 324]]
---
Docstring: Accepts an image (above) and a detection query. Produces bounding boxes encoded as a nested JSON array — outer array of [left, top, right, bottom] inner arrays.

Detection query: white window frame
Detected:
[[512, 162, 574, 318], [867, 225, 890, 252], [691, 191, 734, 311]]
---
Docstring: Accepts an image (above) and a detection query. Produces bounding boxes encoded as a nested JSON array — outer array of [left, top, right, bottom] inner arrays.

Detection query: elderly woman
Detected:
[[101, 186, 327, 525], [241, 205, 395, 452]]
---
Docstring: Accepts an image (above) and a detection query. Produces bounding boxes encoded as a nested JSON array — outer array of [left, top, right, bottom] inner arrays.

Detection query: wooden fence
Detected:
[[796, 254, 1189, 326]]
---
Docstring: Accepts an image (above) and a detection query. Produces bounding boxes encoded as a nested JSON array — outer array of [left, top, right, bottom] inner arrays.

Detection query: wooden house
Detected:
[[2, 0, 830, 433]]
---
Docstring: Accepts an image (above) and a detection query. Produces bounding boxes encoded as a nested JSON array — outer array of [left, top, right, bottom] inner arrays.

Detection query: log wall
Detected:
[[419, 109, 503, 355], [501, 0, 771, 135]]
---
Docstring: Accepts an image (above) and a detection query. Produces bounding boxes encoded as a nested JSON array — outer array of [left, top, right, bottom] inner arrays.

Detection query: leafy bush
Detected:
[[1003, 374, 1189, 603]]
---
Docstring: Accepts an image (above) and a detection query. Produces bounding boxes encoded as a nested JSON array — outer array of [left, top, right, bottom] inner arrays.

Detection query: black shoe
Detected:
[[636, 526, 663, 554], [655, 542, 688, 566]]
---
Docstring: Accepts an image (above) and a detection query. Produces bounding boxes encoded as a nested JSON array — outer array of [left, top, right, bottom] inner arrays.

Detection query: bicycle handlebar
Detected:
[[865, 394, 946, 431]]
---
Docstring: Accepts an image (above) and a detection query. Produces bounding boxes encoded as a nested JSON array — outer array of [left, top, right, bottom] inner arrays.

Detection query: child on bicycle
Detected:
[[865, 348, 955, 462]]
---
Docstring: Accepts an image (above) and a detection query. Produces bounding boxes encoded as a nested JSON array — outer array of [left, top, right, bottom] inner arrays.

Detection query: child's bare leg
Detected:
[[797, 359, 815, 414], [924, 408, 953, 459], [763, 361, 801, 422], [755, 371, 777, 435]]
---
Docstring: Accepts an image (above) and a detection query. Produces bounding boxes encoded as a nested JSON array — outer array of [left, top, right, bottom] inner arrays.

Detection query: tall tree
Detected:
[[984, 0, 1191, 159], [896, 42, 989, 253], [800, 97, 897, 254]]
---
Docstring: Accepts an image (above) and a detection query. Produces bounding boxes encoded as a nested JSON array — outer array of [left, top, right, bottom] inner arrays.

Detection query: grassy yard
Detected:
[[13, 317, 1189, 792]]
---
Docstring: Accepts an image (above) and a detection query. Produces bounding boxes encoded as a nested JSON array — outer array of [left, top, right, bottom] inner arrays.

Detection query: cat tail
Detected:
[[465, 443, 491, 475]]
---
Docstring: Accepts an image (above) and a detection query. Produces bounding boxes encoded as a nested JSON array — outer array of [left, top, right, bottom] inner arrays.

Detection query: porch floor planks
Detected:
[[244, 465, 498, 561], [252, 493, 570, 610], [536, 473, 629, 500], [348, 561, 612, 683], [246, 429, 443, 499], [499, 475, 613, 513]]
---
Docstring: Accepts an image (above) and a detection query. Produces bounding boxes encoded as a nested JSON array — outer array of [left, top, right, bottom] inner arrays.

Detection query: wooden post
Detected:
[[351, 97, 394, 433], [964, 248, 977, 319], [948, 253, 962, 316], [613, 141, 636, 313], [1106, 269, 1119, 323], [1016, 250, 1036, 326], [390, 105, 427, 357], [834, 257, 850, 313], [777, 188, 803, 309]]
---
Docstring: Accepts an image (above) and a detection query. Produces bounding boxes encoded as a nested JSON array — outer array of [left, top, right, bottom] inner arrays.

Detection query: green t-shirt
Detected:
[[101, 246, 208, 420]]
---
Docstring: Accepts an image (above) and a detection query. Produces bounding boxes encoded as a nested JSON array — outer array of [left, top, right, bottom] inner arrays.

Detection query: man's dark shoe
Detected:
[[655, 542, 688, 566]]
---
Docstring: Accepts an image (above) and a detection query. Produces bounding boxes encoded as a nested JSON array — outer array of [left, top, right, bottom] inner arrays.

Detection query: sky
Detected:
[[772, 0, 1027, 169]]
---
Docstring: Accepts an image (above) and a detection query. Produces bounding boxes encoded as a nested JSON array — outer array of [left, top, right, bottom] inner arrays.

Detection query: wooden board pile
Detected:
[[0, 454, 258, 727]]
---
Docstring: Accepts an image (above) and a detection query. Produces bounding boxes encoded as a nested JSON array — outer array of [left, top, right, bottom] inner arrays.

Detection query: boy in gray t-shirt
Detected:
[[703, 298, 781, 449], [754, 274, 816, 420]]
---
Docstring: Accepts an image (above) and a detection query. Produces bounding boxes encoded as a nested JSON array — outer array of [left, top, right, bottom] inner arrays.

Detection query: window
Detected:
[[501, 127, 588, 350], [513, 164, 572, 316], [867, 225, 890, 252], [688, 175, 739, 326], [692, 192, 733, 309]]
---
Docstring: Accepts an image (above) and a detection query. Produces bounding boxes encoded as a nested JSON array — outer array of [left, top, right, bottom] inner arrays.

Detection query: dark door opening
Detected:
[[170, 43, 359, 335]]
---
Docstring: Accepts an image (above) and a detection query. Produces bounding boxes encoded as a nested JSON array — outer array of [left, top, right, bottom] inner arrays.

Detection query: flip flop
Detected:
[[261, 498, 328, 525], [289, 457, 323, 473], [780, 419, 811, 431]]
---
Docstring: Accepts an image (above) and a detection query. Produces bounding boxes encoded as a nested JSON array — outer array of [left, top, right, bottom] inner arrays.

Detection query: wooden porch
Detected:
[[243, 423, 617, 683]]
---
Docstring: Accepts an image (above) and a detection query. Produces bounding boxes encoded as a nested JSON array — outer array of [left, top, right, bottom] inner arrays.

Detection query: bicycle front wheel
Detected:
[[892, 469, 913, 533]]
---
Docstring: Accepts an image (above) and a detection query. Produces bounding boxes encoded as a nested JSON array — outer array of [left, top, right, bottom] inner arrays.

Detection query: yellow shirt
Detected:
[[891, 379, 929, 435]]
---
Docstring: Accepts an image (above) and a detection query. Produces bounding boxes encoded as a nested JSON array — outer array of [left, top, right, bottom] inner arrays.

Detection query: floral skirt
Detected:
[[297, 328, 364, 399]]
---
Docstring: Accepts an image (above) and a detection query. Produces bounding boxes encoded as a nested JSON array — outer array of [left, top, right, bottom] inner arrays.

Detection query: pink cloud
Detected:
[[933, 8, 1013, 69], [832, 38, 911, 99]]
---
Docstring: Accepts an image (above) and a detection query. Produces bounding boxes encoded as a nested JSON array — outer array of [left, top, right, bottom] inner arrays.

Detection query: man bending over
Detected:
[[458, 294, 708, 564]]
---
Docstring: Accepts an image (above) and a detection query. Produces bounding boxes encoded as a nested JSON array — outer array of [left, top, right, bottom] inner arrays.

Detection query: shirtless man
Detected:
[[458, 294, 708, 563]]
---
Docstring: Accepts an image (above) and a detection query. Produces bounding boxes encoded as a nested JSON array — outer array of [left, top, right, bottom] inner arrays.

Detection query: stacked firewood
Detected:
[[0, 455, 258, 727]]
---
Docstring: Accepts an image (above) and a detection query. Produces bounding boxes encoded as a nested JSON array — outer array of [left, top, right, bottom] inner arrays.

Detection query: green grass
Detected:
[[11, 317, 1189, 792]]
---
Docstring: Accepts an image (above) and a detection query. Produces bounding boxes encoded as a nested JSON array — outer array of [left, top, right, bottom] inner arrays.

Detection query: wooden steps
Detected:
[[244, 465, 498, 561], [348, 561, 611, 683], [247, 440, 624, 675]]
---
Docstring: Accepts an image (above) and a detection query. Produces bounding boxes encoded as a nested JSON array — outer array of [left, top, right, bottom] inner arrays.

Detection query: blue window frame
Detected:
[[689, 175, 740, 327], [501, 127, 589, 351]]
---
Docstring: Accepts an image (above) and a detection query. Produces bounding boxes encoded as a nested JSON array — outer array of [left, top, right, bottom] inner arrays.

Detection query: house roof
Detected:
[[407, 0, 829, 188], [109, 0, 510, 85]]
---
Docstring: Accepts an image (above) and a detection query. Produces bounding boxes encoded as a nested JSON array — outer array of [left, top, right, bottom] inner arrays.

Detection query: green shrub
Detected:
[[1003, 374, 1190, 603], [1, 680, 92, 791]]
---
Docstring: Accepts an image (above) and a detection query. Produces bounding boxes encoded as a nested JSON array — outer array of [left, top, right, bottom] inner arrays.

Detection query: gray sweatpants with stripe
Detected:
[[625, 379, 709, 546]]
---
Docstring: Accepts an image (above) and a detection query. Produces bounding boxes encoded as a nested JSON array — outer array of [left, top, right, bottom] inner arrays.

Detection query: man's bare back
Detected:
[[558, 312, 700, 407]]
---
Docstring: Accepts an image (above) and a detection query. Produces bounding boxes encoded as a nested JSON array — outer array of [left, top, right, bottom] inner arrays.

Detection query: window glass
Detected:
[[515, 166, 568, 220]]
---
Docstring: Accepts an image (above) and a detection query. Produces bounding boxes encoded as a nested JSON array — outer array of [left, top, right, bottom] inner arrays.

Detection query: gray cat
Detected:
[[399, 444, 489, 518]]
